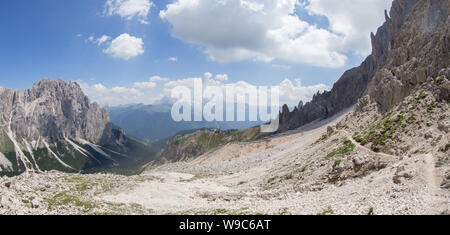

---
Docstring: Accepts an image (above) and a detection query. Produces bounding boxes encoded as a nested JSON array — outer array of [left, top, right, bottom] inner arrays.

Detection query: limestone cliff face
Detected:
[[0, 79, 153, 175], [0, 79, 115, 145], [366, 0, 449, 112], [278, 0, 447, 132]]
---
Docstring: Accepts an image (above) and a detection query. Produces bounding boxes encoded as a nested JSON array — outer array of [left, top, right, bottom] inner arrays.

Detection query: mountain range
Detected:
[[0, 79, 155, 175], [107, 103, 263, 143]]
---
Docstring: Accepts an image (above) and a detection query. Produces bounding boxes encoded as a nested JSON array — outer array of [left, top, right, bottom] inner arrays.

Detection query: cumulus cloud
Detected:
[[132, 76, 171, 89], [203, 72, 213, 80], [215, 74, 228, 81], [105, 0, 154, 24], [149, 76, 169, 82], [278, 78, 328, 107], [96, 35, 111, 45], [133, 81, 157, 89], [160, 0, 392, 67], [168, 57, 178, 62], [103, 33, 144, 60], [307, 0, 393, 55], [163, 74, 328, 107], [78, 73, 328, 107], [78, 81, 158, 106]]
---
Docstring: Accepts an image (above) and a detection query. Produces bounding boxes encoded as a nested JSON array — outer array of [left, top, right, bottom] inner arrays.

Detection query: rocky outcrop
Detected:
[[0, 79, 114, 145], [278, 0, 445, 132], [0, 79, 154, 175], [367, 0, 449, 112]]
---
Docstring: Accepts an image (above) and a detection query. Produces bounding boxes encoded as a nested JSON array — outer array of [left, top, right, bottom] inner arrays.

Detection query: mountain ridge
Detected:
[[107, 103, 263, 143], [0, 79, 155, 175], [278, 0, 426, 132]]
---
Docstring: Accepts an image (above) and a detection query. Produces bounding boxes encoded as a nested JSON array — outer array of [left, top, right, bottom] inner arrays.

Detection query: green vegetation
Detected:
[[230, 127, 264, 142], [326, 138, 355, 160], [435, 75, 445, 85], [317, 207, 334, 215], [442, 143, 450, 153], [278, 208, 291, 215], [296, 165, 308, 173], [333, 160, 342, 168], [283, 173, 293, 180], [368, 207, 375, 215], [415, 90, 427, 101], [313, 129, 336, 145], [267, 176, 277, 184], [45, 192, 96, 213], [161, 127, 265, 162], [353, 112, 404, 152]]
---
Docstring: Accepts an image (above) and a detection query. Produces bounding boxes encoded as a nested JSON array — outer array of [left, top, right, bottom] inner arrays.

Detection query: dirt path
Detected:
[[424, 154, 439, 190]]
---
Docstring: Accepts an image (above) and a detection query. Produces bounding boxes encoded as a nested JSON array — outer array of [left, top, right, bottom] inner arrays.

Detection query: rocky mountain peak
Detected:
[[367, 0, 449, 112], [278, 0, 448, 132], [0, 79, 154, 175], [0, 78, 111, 145]]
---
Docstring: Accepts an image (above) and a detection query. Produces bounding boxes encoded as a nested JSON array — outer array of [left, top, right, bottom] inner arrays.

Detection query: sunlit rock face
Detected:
[[279, 0, 449, 132], [0, 79, 153, 175]]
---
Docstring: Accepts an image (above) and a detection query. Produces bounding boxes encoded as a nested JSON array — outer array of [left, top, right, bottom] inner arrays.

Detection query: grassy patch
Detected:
[[317, 207, 334, 215], [326, 138, 355, 160], [435, 75, 445, 85], [333, 160, 342, 168], [283, 173, 293, 180], [353, 112, 404, 152], [45, 192, 96, 213], [267, 176, 277, 184], [294, 165, 308, 174], [313, 129, 336, 145], [415, 90, 427, 101], [441, 144, 450, 153]]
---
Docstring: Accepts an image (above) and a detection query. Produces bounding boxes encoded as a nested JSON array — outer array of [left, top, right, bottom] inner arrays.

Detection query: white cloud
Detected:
[[307, 0, 393, 55], [133, 81, 157, 89], [149, 76, 169, 82], [96, 35, 111, 45], [132, 76, 170, 89], [272, 64, 291, 70], [168, 57, 178, 62], [215, 74, 228, 81], [78, 81, 159, 106], [78, 72, 328, 107], [103, 33, 144, 60], [160, 0, 392, 67], [86, 36, 95, 43], [278, 78, 328, 107], [105, 0, 154, 24], [163, 74, 328, 107], [240, 0, 265, 12], [203, 72, 213, 80]]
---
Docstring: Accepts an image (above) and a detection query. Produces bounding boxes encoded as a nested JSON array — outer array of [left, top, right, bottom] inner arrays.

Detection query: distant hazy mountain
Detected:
[[107, 103, 263, 143], [0, 79, 155, 176]]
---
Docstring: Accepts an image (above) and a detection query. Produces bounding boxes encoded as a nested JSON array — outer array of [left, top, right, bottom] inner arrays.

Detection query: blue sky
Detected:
[[0, 0, 392, 107]]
